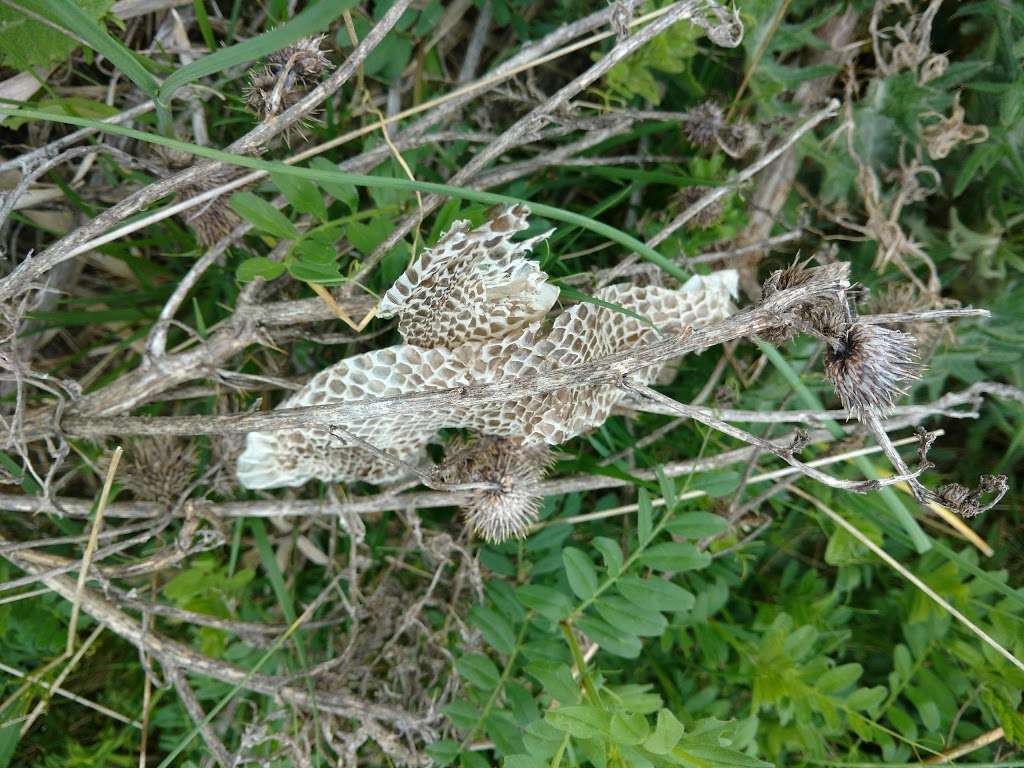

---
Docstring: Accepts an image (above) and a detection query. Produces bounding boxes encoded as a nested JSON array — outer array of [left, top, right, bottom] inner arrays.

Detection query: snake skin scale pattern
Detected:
[[237, 205, 738, 489]]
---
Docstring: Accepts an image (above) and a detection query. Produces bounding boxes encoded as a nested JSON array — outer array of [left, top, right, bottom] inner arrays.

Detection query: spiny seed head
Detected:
[[760, 260, 853, 344], [681, 102, 724, 151], [824, 323, 920, 420], [115, 438, 197, 502], [936, 475, 1008, 519], [265, 35, 331, 82], [671, 186, 723, 229], [178, 167, 245, 247], [243, 36, 331, 141], [716, 122, 761, 158], [437, 437, 552, 543]]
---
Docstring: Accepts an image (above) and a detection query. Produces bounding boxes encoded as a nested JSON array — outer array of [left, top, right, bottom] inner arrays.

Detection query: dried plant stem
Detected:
[[170, 667, 232, 768], [66, 445, 122, 655], [922, 723, 1012, 764], [791, 486, 1024, 675]]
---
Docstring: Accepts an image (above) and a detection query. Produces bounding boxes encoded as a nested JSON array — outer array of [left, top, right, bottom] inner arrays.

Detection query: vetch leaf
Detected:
[[638, 542, 711, 572], [455, 653, 501, 692], [594, 596, 667, 637], [610, 712, 650, 746], [230, 192, 298, 240], [665, 512, 728, 539], [638, 488, 654, 544], [616, 576, 695, 612], [309, 157, 360, 209], [563, 547, 598, 600], [236, 257, 285, 283], [271, 172, 328, 223], [545, 706, 610, 739], [468, 605, 516, 655], [592, 537, 624, 575], [576, 615, 642, 659], [644, 709, 685, 754], [516, 585, 571, 623]]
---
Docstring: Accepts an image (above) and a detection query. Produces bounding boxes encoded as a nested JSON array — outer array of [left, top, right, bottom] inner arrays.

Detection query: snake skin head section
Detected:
[[376, 204, 558, 348]]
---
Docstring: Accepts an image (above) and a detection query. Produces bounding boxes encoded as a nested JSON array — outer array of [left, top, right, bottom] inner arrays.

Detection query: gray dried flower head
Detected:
[[681, 102, 724, 151], [436, 437, 552, 543], [178, 166, 246, 247], [671, 186, 723, 229], [824, 322, 920, 420], [935, 475, 1009, 519], [115, 437, 197, 502], [244, 35, 331, 140], [760, 259, 852, 344]]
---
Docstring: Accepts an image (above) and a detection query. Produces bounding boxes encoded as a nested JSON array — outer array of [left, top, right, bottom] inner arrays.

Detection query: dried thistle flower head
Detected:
[[178, 166, 246, 247], [114, 438, 197, 502], [436, 437, 552, 543], [681, 102, 724, 151], [824, 323, 920, 420], [681, 102, 762, 157], [759, 259, 852, 345], [671, 186, 723, 229], [244, 35, 331, 140], [935, 475, 1009, 519]]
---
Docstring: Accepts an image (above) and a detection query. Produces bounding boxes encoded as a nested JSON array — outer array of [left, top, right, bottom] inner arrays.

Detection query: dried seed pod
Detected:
[[824, 323, 920, 420], [436, 437, 552, 543], [681, 102, 724, 151], [243, 35, 331, 139], [671, 186, 723, 229], [760, 260, 852, 345], [178, 166, 246, 247], [114, 438, 197, 502], [935, 475, 1009, 519]]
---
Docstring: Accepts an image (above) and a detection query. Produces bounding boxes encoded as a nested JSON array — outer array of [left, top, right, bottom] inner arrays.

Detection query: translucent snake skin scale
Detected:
[[237, 206, 738, 489]]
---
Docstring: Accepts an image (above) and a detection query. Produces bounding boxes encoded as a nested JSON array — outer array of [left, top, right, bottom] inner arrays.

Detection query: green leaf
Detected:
[[691, 469, 742, 497], [425, 739, 460, 767], [563, 547, 598, 600], [230, 192, 299, 240], [310, 157, 360, 209], [236, 257, 286, 283], [516, 585, 572, 623], [576, 615, 642, 659], [637, 488, 654, 544], [594, 597, 667, 637], [271, 172, 328, 223], [816, 663, 862, 694], [286, 259, 343, 284], [638, 542, 711, 572], [525, 661, 579, 705], [291, 237, 338, 264], [616, 576, 695, 612], [545, 706, 610, 739], [665, 512, 728, 539], [846, 686, 887, 713], [592, 537, 624, 575], [456, 654, 501, 692], [644, 709, 685, 754], [468, 605, 516, 655], [610, 712, 650, 746]]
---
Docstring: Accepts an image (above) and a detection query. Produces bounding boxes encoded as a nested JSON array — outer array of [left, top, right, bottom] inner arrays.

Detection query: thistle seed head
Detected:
[[760, 260, 853, 344], [935, 475, 1009, 519], [824, 323, 920, 420], [437, 437, 552, 543], [114, 438, 197, 502], [681, 102, 724, 151], [178, 167, 246, 247], [243, 35, 331, 140], [671, 186, 723, 229]]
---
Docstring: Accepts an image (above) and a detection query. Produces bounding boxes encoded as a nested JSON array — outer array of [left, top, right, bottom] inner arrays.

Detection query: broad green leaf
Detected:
[[638, 488, 654, 544], [230, 192, 298, 240], [592, 537, 624, 575], [563, 547, 598, 600], [545, 706, 610, 739], [638, 542, 711, 572], [525, 661, 579, 705], [516, 585, 571, 623], [236, 257, 285, 282], [644, 709, 685, 754], [456, 653, 501, 692], [425, 739, 459, 767], [691, 468, 742, 497], [576, 615, 642, 659], [665, 512, 728, 539], [271, 172, 328, 223], [676, 743, 773, 768], [594, 597, 667, 637], [616, 576, 695, 612], [310, 157, 360, 209], [816, 663, 862, 694], [0, 0, 111, 69], [286, 259, 343, 284], [610, 712, 650, 746], [846, 686, 887, 713], [610, 684, 663, 714], [468, 605, 516, 655]]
